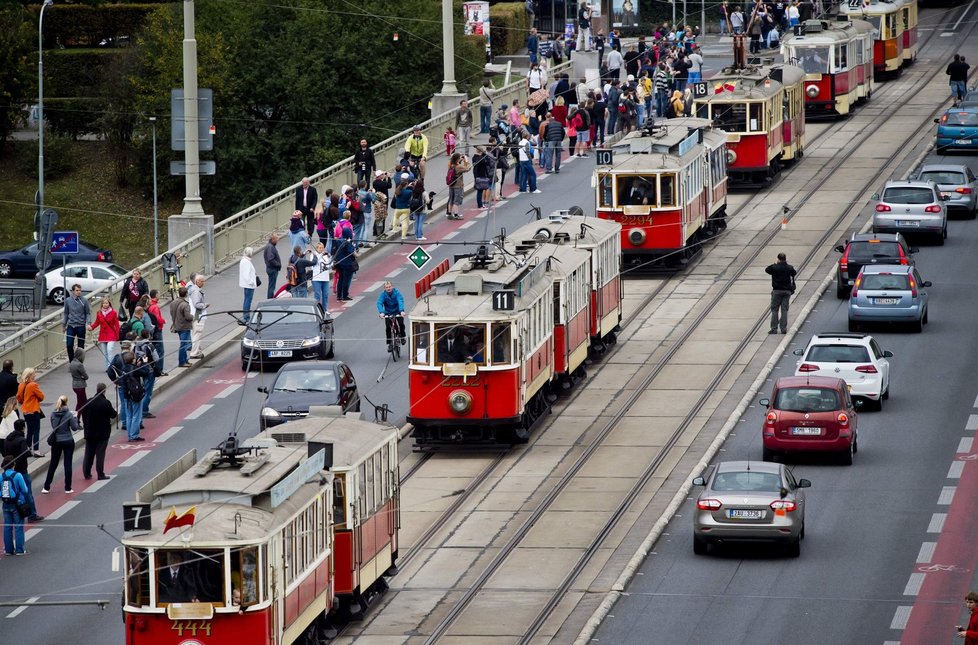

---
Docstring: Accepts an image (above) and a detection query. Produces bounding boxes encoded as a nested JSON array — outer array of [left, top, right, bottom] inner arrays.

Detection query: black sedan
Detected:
[[258, 360, 360, 429], [240, 298, 334, 370], [0, 239, 113, 279]]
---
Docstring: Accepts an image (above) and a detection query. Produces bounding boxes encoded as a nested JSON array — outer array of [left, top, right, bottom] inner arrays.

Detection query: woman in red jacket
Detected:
[[958, 591, 978, 645], [89, 297, 120, 370]]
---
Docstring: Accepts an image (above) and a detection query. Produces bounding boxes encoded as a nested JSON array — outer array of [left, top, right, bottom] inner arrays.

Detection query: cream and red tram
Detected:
[[120, 413, 399, 644], [839, 0, 917, 75], [782, 18, 876, 116], [595, 118, 729, 267], [692, 66, 806, 184]]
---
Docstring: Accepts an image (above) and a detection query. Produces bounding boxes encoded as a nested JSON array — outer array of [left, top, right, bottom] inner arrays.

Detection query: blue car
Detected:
[[848, 264, 931, 333], [935, 108, 978, 154], [0, 239, 113, 279]]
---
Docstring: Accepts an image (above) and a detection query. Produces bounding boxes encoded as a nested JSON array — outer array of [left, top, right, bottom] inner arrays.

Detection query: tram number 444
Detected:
[[492, 290, 515, 311], [172, 620, 212, 637]]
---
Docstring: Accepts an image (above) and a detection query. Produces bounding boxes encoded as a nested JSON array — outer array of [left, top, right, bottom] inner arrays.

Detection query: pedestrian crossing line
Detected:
[[459, 220, 477, 230], [119, 450, 151, 468], [957, 437, 973, 453], [184, 403, 213, 420], [24, 528, 42, 542], [83, 477, 112, 494], [47, 500, 81, 521], [156, 425, 184, 443], [966, 414, 978, 430], [890, 606, 912, 630], [214, 384, 241, 399], [442, 231, 459, 240], [903, 572, 926, 596], [5, 597, 39, 619], [347, 296, 363, 307], [916, 541, 936, 563], [948, 460, 965, 479], [972, 392, 978, 408], [938, 486, 956, 505], [926, 512, 946, 533], [385, 267, 406, 279]]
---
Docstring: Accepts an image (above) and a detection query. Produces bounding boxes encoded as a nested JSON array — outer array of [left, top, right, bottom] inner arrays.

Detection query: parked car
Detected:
[[692, 460, 811, 557], [912, 163, 977, 218], [42, 261, 127, 305], [834, 232, 916, 299], [760, 375, 858, 465], [935, 107, 978, 154], [257, 361, 360, 430], [848, 264, 930, 333], [0, 239, 113, 279], [240, 298, 334, 370], [872, 179, 948, 244], [793, 332, 892, 410]]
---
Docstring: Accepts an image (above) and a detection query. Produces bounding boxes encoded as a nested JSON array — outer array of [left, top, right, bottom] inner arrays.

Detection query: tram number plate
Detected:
[[873, 297, 899, 305], [268, 350, 292, 358], [791, 426, 822, 436], [728, 509, 763, 519], [896, 220, 919, 227]]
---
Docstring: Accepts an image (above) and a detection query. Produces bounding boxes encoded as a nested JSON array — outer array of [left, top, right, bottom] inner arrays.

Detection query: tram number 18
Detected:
[[492, 290, 515, 311], [691, 82, 709, 98]]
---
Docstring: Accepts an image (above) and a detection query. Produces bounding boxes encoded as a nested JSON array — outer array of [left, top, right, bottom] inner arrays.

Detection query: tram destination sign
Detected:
[[595, 149, 613, 166], [492, 289, 515, 311], [409, 246, 432, 270]]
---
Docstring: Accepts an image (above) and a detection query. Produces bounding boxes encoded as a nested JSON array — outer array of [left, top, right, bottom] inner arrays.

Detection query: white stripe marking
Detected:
[[119, 450, 151, 468], [47, 501, 81, 521], [385, 267, 405, 279], [5, 597, 39, 619], [184, 404, 213, 420], [903, 572, 926, 596], [24, 528, 42, 542], [346, 296, 363, 306], [941, 31, 955, 37], [938, 486, 956, 506], [363, 281, 385, 293], [953, 2, 971, 30], [330, 310, 343, 318], [927, 513, 947, 533], [949, 461, 965, 479], [459, 220, 476, 229], [891, 606, 912, 630], [972, 392, 978, 408], [155, 426, 184, 443], [917, 542, 937, 563], [214, 384, 241, 399], [958, 437, 973, 453], [442, 231, 459, 240], [966, 414, 978, 431], [83, 478, 112, 494], [244, 371, 258, 379]]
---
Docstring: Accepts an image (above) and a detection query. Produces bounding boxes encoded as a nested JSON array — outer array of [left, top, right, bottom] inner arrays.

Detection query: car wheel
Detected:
[[882, 384, 890, 400], [853, 433, 858, 454], [836, 282, 848, 299], [241, 360, 250, 371], [970, 205, 977, 220], [911, 317, 923, 333], [800, 522, 806, 540], [786, 537, 801, 558], [0, 261, 12, 279], [923, 309, 929, 324], [936, 146, 947, 155], [935, 230, 945, 246], [693, 535, 709, 556], [762, 447, 775, 462], [325, 343, 334, 359], [840, 441, 854, 466], [50, 287, 66, 306]]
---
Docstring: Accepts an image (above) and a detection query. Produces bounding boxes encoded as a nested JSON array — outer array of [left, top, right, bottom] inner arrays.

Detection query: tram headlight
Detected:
[[261, 407, 280, 417], [726, 148, 737, 165], [448, 390, 473, 414], [806, 84, 820, 99], [627, 228, 646, 246]]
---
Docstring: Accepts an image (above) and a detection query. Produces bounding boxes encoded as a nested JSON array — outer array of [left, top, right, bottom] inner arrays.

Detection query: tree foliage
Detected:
[[0, 4, 36, 156]]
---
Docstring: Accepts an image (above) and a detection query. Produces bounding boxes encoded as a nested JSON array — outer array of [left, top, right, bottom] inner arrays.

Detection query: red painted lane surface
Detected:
[[901, 447, 978, 642]]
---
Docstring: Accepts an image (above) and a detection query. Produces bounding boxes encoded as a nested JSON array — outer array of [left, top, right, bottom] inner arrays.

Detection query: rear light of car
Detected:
[[924, 205, 942, 213], [798, 363, 819, 372], [838, 412, 849, 426], [851, 276, 861, 298], [957, 187, 973, 195], [97, 252, 107, 261], [839, 245, 850, 272], [909, 275, 918, 297], [899, 248, 909, 265], [770, 500, 797, 512], [854, 364, 878, 373], [766, 411, 777, 424], [697, 499, 722, 511], [875, 204, 892, 212]]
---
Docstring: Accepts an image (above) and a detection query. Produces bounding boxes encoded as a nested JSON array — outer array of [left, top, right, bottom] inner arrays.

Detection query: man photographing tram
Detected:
[[377, 282, 406, 347]]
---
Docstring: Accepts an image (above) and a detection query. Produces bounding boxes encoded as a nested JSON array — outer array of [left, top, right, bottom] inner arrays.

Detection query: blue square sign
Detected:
[[51, 231, 79, 254]]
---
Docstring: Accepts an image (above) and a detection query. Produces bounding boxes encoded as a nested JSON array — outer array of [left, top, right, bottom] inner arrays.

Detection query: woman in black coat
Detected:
[[81, 383, 117, 480], [119, 269, 149, 319]]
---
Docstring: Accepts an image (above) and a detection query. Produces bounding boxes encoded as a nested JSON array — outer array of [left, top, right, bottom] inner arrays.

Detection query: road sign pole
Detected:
[[62, 253, 66, 307]]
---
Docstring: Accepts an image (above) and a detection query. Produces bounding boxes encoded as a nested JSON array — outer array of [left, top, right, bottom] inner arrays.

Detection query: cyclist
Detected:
[[403, 126, 429, 179], [376, 282, 406, 347], [162, 251, 182, 293]]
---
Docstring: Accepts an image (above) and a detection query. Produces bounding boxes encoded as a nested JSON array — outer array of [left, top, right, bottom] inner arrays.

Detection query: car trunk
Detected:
[[775, 409, 842, 441], [711, 493, 775, 525]]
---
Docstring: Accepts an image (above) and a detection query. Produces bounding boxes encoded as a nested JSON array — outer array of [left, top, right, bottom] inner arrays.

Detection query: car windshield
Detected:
[[882, 187, 936, 204], [860, 273, 909, 290], [107, 264, 127, 275], [848, 241, 901, 261], [775, 387, 841, 412], [807, 345, 871, 363], [917, 171, 966, 185], [944, 112, 978, 126], [254, 305, 319, 324], [273, 369, 337, 393], [712, 471, 782, 492]]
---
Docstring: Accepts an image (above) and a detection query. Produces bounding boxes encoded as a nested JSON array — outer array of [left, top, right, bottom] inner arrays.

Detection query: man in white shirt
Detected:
[[518, 132, 542, 194], [688, 47, 704, 84], [310, 242, 332, 313], [238, 247, 257, 325], [605, 47, 624, 81], [187, 275, 208, 359], [527, 64, 547, 92]]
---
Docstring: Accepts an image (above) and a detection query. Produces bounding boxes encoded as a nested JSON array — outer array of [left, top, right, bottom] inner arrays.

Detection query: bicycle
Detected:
[[383, 314, 403, 362], [162, 252, 183, 301]]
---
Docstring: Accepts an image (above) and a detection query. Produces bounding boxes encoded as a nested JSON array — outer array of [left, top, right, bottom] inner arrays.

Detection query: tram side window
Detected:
[[659, 174, 677, 207], [712, 103, 748, 133], [156, 549, 225, 605], [598, 174, 613, 207], [333, 473, 347, 528], [617, 175, 656, 206], [749, 103, 763, 132], [867, 15, 881, 39], [886, 14, 897, 37], [835, 44, 848, 72], [491, 323, 511, 364], [798, 47, 829, 75], [696, 102, 709, 119], [230, 547, 260, 608], [126, 547, 150, 607], [412, 322, 430, 365]]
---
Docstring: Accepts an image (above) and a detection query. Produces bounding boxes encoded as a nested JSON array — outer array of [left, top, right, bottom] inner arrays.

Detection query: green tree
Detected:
[[0, 4, 36, 157]]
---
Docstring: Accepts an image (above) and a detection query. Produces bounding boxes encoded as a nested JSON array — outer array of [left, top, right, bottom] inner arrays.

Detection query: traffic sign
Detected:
[[409, 246, 432, 270], [595, 149, 614, 166], [51, 230, 79, 254]]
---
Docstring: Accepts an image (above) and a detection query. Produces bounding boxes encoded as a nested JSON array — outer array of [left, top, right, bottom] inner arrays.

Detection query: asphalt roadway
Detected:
[[593, 151, 978, 644]]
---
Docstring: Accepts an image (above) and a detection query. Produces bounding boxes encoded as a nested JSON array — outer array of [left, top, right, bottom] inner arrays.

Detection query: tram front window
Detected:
[[412, 322, 430, 365], [156, 549, 225, 605], [797, 47, 830, 74], [617, 176, 656, 206], [866, 15, 881, 39], [491, 323, 512, 364], [333, 473, 347, 528], [230, 547, 260, 608], [659, 174, 677, 207], [126, 547, 150, 607], [711, 103, 748, 133], [435, 323, 486, 364]]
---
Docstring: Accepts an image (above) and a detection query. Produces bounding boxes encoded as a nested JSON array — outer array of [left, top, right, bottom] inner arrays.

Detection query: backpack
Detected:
[[1, 472, 18, 502], [118, 320, 133, 342], [106, 354, 125, 383], [409, 188, 425, 212], [446, 167, 456, 187], [145, 309, 160, 330], [286, 264, 299, 287], [123, 371, 145, 402]]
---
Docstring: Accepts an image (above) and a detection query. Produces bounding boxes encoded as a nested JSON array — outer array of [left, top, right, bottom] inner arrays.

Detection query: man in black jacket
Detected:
[[263, 234, 282, 299], [1, 420, 42, 522], [82, 383, 117, 480], [765, 252, 796, 334], [0, 360, 17, 407], [353, 139, 377, 187], [295, 177, 319, 236]]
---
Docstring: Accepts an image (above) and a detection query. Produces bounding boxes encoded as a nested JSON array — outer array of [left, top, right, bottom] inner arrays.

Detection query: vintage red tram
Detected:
[[594, 118, 728, 268], [839, 0, 918, 75], [119, 412, 399, 644], [782, 18, 876, 116]]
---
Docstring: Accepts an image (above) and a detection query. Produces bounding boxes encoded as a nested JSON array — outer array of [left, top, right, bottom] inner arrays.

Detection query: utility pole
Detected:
[[430, 0, 465, 118], [150, 116, 159, 256], [180, 0, 204, 216], [38, 0, 53, 222]]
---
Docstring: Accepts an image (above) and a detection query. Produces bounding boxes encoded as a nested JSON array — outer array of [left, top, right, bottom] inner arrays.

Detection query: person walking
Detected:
[[357, 181, 377, 248], [2, 455, 30, 555], [479, 80, 495, 134], [263, 233, 282, 299], [957, 591, 978, 644], [68, 348, 88, 424], [238, 247, 258, 324], [766, 252, 796, 334], [41, 395, 80, 494], [15, 368, 43, 457], [89, 297, 120, 370], [62, 284, 90, 363], [518, 132, 541, 194], [135, 331, 160, 420], [472, 146, 494, 209], [81, 383, 115, 481], [119, 269, 149, 320], [119, 350, 150, 442], [0, 360, 18, 407], [527, 27, 540, 65], [295, 177, 319, 236], [372, 170, 392, 238], [390, 179, 413, 238], [455, 100, 473, 156], [334, 228, 358, 302], [411, 179, 434, 240], [187, 275, 208, 360], [170, 287, 194, 368], [446, 153, 471, 220], [576, 1, 593, 52], [2, 420, 42, 522], [947, 54, 970, 106], [353, 139, 376, 187]]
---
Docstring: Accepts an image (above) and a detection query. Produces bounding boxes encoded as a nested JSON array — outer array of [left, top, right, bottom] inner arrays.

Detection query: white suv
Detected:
[[792, 333, 892, 410]]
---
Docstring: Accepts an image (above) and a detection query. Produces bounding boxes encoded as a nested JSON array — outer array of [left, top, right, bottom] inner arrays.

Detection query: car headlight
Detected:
[[448, 390, 473, 414], [261, 407, 280, 417], [243, 337, 256, 347], [302, 335, 321, 347]]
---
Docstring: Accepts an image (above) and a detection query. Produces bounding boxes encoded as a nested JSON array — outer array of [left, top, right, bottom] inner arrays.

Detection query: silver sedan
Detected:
[[914, 163, 977, 219]]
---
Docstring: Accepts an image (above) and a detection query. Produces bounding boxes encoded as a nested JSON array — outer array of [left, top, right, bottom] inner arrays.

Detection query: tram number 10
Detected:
[[492, 290, 516, 311]]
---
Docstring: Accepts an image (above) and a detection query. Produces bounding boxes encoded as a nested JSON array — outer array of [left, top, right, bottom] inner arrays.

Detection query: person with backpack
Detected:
[[2, 454, 31, 555], [119, 350, 150, 442], [2, 420, 42, 523], [334, 228, 358, 302], [145, 291, 167, 376], [119, 269, 149, 320], [410, 179, 435, 241], [106, 341, 131, 433], [390, 179, 413, 239], [40, 395, 80, 494], [81, 383, 116, 481], [135, 330, 160, 420]]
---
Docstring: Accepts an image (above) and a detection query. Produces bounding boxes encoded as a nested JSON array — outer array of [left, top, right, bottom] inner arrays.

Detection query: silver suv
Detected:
[[872, 180, 948, 245]]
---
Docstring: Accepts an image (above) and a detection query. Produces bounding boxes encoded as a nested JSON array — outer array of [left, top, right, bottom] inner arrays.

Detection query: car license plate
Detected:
[[874, 297, 899, 305], [728, 509, 764, 519], [896, 220, 919, 227], [791, 426, 822, 436], [267, 350, 292, 358], [959, 139, 972, 145]]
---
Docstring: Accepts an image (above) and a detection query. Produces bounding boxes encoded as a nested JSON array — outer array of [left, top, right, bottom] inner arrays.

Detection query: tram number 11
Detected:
[[492, 290, 515, 311]]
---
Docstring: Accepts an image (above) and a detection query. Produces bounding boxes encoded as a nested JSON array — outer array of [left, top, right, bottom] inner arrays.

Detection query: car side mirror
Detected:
[[922, 281, 932, 287], [933, 118, 940, 124], [692, 476, 705, 486], [257, 386, 268, 393], [792, 348, 804, 356], [871, 193, 880, 200], [797, 478, 812, 488], [883, 350, 893, 358], [759, 398, 770, 407], [833, 244, 845, 253], [780, 486, 788, 499]]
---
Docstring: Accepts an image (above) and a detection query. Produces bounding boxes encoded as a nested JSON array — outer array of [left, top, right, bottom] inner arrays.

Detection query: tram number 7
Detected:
[[492, 290, 515, 311], [123, 502, 152, 532], [172, 620, 213, 637]]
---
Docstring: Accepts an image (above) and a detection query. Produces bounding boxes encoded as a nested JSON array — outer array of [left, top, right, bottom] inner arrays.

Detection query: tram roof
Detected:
[[503, 240, 591, 280], [839, 0, 905, 15], [782, 18, 875, 45], [259, 415, 396, 471], [695, 64, 804, 101], [609, 121, 718, 170], [507, 212, 621, 249]]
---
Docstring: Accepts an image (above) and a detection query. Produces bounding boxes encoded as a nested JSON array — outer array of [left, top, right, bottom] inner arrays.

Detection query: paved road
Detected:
[[593, 153, 978, 644]]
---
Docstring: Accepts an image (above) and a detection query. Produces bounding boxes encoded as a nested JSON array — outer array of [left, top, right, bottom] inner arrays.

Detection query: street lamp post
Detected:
[[181, 0, 204, 216], [150, 116, 159, 256], [38, 0, 53, 219]]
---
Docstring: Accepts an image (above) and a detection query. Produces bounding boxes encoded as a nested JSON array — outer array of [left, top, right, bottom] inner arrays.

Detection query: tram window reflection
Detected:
[[598, 174, 613, 207], [412, 322, 430, 365], [617, 175, 656, 206], [230, 547, 259, 608], [711, 103, 748, 133], [866, 16, 881, 39], [126, 547, 150, 607], [435, 324, 486, 364], [798, 47, 829, 74], [333, 473, 347, 528], [156, 549, 225, 605], [491, 323, 511, 364]]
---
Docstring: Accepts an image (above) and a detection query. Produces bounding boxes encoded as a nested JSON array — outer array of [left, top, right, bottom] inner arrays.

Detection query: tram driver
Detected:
[[618, 177, 655, 206], [157, 550, 201, 604]]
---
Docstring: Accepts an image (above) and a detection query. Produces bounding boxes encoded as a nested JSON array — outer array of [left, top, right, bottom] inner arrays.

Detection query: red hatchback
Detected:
[[760, 376, 859, 465]]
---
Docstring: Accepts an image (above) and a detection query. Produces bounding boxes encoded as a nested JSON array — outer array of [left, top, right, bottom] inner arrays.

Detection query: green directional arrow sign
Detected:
[[408, 246, 432, 270]]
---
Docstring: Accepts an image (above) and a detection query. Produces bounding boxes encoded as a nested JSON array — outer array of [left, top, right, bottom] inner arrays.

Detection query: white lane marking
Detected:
[[363, 281, 385, 293], [949, 461, 965, 479], [330, 311, 343, 319], [83, 478, 112, 494], [891, 606, 912, 630], [459, 220, 476, 229], [927, 513, 947, 533], [244, 371, 257, 379], [24, 528, 42, 542], [972, 392, 978, 408], [903, 572, 926, 596], [184, 404, 213, 420], [156, 426, 183, 443], [214, 384, 241, 399], [938, 486, 956, 506], [5, 597, 39, 619], [916, 542, 937, 563], [953, 2, 972, 30], [119, 450, 151, 468], [941, 32, 955, 37], [47, 501, 81, 521], [346, 296, 363, 307], [958, 437, 973, 453], [967, 414, 978, 431], [385, 267, 405, 279], [442, 231, 459, 240]]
